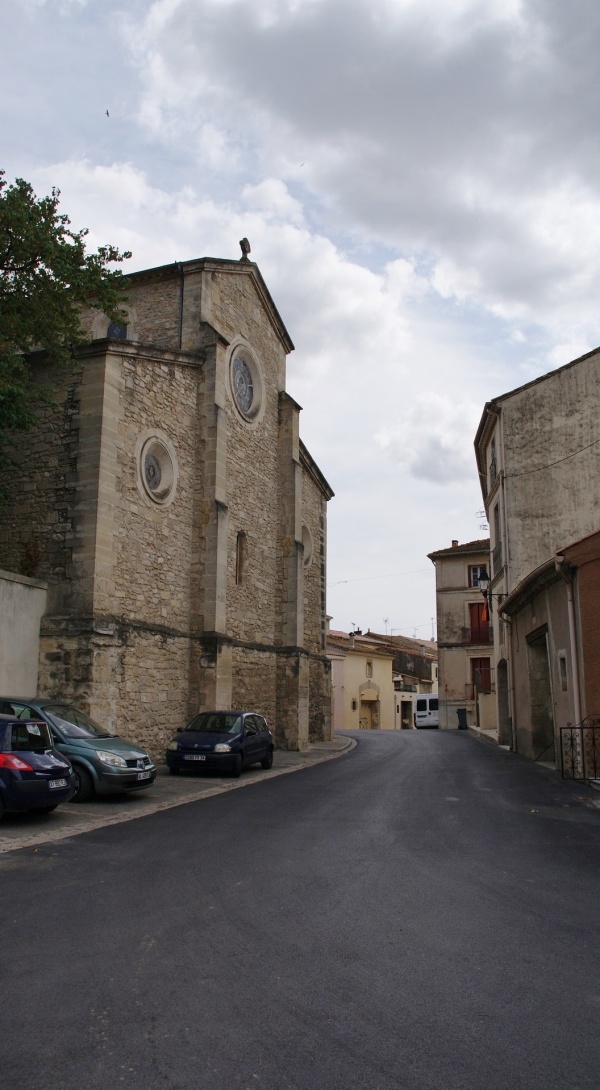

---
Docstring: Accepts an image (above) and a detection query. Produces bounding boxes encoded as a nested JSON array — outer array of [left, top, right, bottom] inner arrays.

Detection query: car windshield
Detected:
[[43, 704, 114, 739], [184, 713, 242, 734], [10, 721, 53, 752]]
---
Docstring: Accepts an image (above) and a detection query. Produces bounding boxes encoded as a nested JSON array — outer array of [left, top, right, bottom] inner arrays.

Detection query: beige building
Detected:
[[0, 252, 334, 756], [427, 539, 494, 730], [327, 630, 395, 732], [474, 347, 600, 757]]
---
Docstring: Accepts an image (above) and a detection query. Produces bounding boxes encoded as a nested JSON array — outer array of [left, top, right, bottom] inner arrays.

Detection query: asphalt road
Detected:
[[2, 730, 600, 1090]]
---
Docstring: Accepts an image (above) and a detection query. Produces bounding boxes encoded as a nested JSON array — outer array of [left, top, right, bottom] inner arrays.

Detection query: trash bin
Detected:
[[457, 707, 468, 730]]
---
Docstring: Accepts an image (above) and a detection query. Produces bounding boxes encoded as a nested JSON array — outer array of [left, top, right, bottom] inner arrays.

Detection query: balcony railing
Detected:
[[461, 626, 492, 645], [492, 541, 503, 576], [489, 458, 497, 487], [465, 679, 495, 701], [561, 719, 600, 782]]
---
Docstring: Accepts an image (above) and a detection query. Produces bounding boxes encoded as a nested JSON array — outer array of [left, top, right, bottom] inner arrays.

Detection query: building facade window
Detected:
[[235, 532, 247, 585], [489, 437, 497, 485], [471, 657, 492, 693], [468, 564, 487, 587], [558, 651, 568, 691], [469, 602, 491, 643], [366, 661, 373, 678]]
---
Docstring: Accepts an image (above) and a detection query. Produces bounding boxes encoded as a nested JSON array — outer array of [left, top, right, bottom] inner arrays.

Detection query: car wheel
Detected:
[[260, 749, 274, 770], [0, 794, 5, 820], [231, 754, 243, 778], [35, 805, 58, 815], [71, 765, 94, 803]]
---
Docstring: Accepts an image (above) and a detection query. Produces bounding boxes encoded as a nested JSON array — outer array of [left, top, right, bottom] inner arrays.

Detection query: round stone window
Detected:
[[229, 345, 264, 423], [302, 524, 314, 569], [136, 431, 179, 507]]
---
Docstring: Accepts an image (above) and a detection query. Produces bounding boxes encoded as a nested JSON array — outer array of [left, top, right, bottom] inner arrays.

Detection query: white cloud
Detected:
[[6, 0, 600, 633], [123, 0, 600, 350], [376, 394, 483, 485]]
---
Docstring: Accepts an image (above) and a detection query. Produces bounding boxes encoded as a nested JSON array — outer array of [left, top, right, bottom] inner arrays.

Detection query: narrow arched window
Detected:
[[235, 531, 247, 585]]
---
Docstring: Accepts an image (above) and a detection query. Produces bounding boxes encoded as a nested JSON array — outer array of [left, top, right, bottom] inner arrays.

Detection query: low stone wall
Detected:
[[0, 570, 47, 697]]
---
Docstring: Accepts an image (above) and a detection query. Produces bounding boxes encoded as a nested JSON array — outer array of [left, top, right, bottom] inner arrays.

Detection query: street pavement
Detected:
[[0, 734, 354, 853], [1, 729, 600, 1090]]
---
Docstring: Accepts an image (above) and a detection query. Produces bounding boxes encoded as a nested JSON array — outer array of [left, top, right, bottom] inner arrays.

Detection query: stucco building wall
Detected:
[[475, 348, 600, 758], [0, 570, 47, 697], [428, 539, 493, 730]]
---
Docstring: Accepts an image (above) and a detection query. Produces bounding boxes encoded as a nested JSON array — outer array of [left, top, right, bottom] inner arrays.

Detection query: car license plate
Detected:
[[137, 771, 151, 780], [184, 754, 206, 761], [49, 778, 67, 789]]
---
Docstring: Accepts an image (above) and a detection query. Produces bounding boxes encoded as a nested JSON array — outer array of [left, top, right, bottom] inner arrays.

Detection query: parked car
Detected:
[[166, 710, 274, 778], [0, 713, 76, 818], [0, 699, 156, 802]]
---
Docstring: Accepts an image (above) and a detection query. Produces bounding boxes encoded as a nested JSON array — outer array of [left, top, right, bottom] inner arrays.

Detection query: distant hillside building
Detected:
[[0, 253, 334, 754]]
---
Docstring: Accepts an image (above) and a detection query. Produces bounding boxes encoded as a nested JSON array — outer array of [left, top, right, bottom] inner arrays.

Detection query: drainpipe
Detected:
[[554, 556, 582, 724], [500, 611, 517, 751]]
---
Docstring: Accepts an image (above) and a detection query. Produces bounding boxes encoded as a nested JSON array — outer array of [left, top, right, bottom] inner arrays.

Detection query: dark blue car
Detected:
[[0, 713, 76, 817], [166, 710, 274, 778]]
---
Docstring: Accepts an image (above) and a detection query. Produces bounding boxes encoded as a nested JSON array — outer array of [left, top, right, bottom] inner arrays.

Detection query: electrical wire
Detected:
[[505, 435, 600, 477], [327, 567, 430, 588]]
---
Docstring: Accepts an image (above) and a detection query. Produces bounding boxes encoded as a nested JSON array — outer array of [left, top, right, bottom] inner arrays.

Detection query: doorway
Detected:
[[527, 630, 555, 762]]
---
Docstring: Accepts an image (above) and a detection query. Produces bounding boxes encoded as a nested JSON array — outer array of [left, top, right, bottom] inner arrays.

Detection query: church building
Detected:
[[0, 247, 334, 755]]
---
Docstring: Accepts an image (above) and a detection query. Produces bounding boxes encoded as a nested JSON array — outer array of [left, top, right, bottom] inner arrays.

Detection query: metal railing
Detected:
[[465, 679, 495, 701], [560, 718, 600, 782], [489, 459, 497, 487], [461, 625, 492, 645]]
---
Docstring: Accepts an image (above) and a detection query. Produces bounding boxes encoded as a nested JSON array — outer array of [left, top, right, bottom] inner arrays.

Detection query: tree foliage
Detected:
[[0, 170, 131, 445]]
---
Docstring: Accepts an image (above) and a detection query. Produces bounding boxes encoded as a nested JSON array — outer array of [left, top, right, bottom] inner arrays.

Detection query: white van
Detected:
[[413, 695, 439, 729]]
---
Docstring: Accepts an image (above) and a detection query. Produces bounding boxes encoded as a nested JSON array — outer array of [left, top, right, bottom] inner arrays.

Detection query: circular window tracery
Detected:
[[136, 431, 178, 507], [229, 344, 264, 423], [302, 524, 314, 569], [232, 356, 254, 414]]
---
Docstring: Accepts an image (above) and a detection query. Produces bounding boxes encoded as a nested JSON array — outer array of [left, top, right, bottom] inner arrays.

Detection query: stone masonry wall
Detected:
[[0, 358, 82, 591], [302, 474, 327, 654], [230, 644, 278, 728], [81, 275, 181, 350], [217, 273, 286, 647], [309, 655, 332, 742], [107, 349, 202, 629]]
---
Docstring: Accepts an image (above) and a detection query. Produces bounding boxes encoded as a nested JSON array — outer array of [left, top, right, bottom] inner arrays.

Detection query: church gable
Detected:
[[0, 251, 332, 756]]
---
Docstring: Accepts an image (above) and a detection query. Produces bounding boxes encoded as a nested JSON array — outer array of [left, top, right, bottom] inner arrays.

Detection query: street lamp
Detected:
[[478, 569, 491, 596], [477, 569, 504, 618]]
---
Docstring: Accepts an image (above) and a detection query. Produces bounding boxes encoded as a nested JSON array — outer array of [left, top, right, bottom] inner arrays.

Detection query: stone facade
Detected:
[[0, 256, 334, 756]]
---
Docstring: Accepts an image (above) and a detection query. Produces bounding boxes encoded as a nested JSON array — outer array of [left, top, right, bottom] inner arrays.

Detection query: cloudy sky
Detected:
[[4, 0, 600, 638]]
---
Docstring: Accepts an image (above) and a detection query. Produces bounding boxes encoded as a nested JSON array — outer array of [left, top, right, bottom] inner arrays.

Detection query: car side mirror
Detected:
[[176, 727, 183, 733]]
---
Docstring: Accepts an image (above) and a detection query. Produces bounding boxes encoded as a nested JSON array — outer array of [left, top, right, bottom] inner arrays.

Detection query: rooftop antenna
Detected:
[[383, 617, 389, 635]]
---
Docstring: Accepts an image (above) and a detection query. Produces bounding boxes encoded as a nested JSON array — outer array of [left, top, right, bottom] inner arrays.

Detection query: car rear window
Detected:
[[43, 704, 112, 738], [10, 721, 52, 752]]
